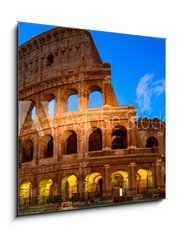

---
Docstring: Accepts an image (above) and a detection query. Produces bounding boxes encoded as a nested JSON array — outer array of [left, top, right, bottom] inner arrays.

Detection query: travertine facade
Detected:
[[18, 27, 165, 211]]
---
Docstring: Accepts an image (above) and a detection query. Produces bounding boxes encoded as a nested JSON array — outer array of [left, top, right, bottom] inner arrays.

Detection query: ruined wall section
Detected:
[[18, 28, 102, 89], [136, 118, 165, 156]]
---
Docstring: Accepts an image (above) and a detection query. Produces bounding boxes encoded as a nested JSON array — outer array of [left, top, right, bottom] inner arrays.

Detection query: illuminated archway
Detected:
[[19, 181, 32, 207], [111, 170, 128, 196], [38, 178, 54, 204], [61, 175, 77, 201], [85, 172, 102, 199], [136, 169, 153, 194]]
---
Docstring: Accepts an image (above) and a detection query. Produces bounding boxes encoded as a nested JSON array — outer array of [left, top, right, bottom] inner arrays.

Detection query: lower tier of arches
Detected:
[[19, 165, 165, 207]]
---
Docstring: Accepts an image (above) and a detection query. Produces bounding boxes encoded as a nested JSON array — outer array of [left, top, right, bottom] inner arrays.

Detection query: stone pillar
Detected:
[[77, 131, 84, 159], [55, 88, 61, 115], [78, 165, 90, 202], [104, 126, 111, 149], [34, 135, 39, 165], [129, 126, 137, 147], [32, 178, 38, 205], [103, 164, 111, 198], [155, 159, 162, 190], [53, 128, 58, 162], [79, 87, 88, 112], [130, 162, 137, 195]]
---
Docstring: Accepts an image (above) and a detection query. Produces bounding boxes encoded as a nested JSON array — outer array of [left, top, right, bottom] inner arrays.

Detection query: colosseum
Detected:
[[18, 26, 165, 215]]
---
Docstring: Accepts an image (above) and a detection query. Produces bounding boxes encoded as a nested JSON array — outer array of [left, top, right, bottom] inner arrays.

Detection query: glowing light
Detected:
[[19, 181, 32, 206], [137, 169, 153, 193], [61, 175, 77, 201], [85, 172, 102, 192], [38, 179, 53, 204], [111, 170, 128, 191]]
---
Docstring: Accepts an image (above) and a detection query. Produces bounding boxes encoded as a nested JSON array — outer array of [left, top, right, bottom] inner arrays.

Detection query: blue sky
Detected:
[[18, 22, 165, 121]]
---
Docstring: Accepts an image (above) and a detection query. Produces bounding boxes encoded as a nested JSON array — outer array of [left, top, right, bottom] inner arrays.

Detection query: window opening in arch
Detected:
[[88, 91, 102, 108], [67, 94, 78, 112], [111, 126, 127, 149], [48, 99, 56, 116], [47, 54, 54, 67], [67, 132, 77, 154], [146, 136, 158, 148], [31, 106, 36, 121], [22, 140, 33, 162], [89, 128, 102, 151], [46, 138, 53, 158]]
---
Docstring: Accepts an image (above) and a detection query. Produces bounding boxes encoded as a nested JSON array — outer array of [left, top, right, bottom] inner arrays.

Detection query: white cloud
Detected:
[[135, 74, 165, 113]]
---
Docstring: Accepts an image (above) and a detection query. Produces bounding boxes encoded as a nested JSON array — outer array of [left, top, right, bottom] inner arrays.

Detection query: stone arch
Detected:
[[111, 125, 127, 149], [62, 130, 77, 154], [61, 175, 77, 201], [47, 54, 54, 67], [136, 169, 153, 194], [88, 127, 102, 151], [21, 139, 33, 162], [19, 181, 32, 207], [88, 85, 103, 108], [85, 172, 103, 199], [38, 178, 54, 204], [42, 134, 54, 158], [146, 136, 158, 148], [111, 170, 129, 196]]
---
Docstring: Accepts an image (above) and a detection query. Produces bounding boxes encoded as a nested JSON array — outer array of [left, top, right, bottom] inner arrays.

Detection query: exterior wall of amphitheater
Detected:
[[18, 27, 165, 205]]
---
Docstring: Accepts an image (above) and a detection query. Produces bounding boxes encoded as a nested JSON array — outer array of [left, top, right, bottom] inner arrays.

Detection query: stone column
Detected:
[[129, 125, 137, 147], [53, 128, 58, 162], [104, 126, 111, 149], [34, 135, 39, 165], [77, 131, 84, 159], [55, 88, 61, 116], [32, 178, 38, 205], [155, 159, 162, 190], [103, 164, 111, 199], [130, 162, 137, 195], [78, 87, 88, 112]]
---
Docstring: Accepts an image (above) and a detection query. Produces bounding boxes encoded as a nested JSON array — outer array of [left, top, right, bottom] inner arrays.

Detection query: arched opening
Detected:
[[88, 85, 102, 109], [38, 178, 54, 204], [111, 170, 128, 197], [146, 136, 158, 148], [47, 54, 54, 66], [85, 172, 102, 199], [48, 98, 56, 116], [46, 137, 53, 158], [19, 181, 32, 207], [62, 130, 77, 155], [61, 175, 77, 201], [43, 135, 54, 158], [136, 169, 153, 194], [67, 133, 77, 154], [22, 139, 33, 162], [89, 128, 102, 151], [67, 94, 78, 112], [111, 125, 127, 149], [31, 106, 36, 121]]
